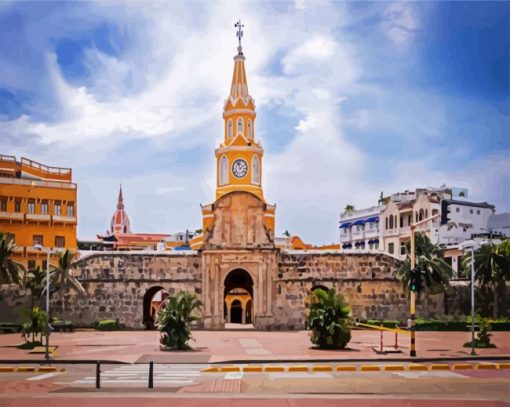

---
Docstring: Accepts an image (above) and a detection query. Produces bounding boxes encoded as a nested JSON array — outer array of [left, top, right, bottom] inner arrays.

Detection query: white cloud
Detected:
[[380, 2, 419, 47]]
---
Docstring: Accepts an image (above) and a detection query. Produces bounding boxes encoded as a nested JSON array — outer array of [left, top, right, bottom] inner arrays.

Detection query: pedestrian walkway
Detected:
[[71, 364, 209, 387]]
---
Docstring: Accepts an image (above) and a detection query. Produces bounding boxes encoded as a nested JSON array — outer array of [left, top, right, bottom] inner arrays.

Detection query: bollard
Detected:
[[148, 361, 154, 389], [96, 361, 101, 389], [395, 323, 398, 350], [380, 324, 383, 353]]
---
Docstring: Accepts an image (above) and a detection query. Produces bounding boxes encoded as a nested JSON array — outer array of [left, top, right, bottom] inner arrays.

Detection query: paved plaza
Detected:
[[1, 329, 509, 363]]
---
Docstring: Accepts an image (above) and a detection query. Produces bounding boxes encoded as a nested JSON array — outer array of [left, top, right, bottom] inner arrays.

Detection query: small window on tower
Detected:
[[237, 118, 244, 135], [251, 155, 260, 185], [248, 120, 252, 138], [227, 120, 233, 138], [219, 156, 229, 186]]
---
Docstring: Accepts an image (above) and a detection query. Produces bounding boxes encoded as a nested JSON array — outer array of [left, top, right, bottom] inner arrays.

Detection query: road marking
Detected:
[[394, 371, 468, 379], [27, 372, 60, 381], [269, 372, 332, 380], [224, 372, 244, 380]]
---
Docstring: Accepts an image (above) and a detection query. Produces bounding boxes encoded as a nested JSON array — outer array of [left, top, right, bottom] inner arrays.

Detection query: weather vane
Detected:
[[235, 19, 244, 51]]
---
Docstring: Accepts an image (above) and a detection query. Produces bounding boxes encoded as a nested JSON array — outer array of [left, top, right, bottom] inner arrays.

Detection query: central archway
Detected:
[[223, 268, 254, 326]]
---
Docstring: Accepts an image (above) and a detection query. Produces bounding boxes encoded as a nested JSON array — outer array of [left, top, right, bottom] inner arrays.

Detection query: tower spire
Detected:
[[117, 184, 124, 210]]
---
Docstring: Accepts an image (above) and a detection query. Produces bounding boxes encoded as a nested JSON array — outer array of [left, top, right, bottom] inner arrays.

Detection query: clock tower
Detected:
[[215, 25, 264, 202]]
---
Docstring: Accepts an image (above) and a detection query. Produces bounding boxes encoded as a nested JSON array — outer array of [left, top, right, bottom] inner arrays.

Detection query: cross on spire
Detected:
[[235, 19, 244, 54]]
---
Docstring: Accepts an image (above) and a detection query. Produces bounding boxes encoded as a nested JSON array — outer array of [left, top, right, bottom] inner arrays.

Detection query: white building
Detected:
[[339, 205, 384, 253]]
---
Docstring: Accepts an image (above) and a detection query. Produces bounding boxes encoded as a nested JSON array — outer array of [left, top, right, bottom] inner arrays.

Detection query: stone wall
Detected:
[[2, 250, 509, 330], [57, 252, 202, 328]]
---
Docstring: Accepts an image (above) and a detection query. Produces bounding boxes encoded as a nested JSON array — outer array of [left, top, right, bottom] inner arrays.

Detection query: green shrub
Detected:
[[308, 288, 351, 349], [157, 291, 202, 350], [21, 307, 47, 344], [463, 318, 497, 348], [94, 319, 124, 331]]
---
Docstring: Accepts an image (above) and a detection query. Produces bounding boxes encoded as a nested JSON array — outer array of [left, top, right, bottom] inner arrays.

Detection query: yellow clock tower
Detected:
[[191, 21, 275, 251], [215, 24, 264, 202]]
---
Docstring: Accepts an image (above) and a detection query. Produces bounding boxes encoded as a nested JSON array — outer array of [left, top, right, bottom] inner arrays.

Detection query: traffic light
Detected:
[[410, 269, 423, 292], [440, 200, 451, 225]]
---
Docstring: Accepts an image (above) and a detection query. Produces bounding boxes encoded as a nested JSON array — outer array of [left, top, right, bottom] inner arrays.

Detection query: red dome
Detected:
[[110, 186, 132, 235]]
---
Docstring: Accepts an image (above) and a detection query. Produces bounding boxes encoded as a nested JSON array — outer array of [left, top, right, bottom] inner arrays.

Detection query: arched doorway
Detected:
[[143, 286, 168, 329], [223, 268, 254, 326]]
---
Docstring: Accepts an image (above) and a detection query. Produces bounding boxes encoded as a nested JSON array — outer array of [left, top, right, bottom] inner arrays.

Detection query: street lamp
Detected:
[[459, 239, 487, 357], [33, 244, 57, 363]]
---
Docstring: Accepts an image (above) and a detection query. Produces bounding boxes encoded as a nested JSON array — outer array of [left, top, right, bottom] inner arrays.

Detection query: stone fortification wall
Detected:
[[272, 252, 439, 330], [57, 252, 202, 328]]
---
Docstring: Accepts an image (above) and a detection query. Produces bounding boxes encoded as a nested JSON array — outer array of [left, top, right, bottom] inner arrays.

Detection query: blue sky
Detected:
[[1, 1, 509, 244]]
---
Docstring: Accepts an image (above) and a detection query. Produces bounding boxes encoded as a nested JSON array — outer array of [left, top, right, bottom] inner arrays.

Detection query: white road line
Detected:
[[27, 372, 60, 381]]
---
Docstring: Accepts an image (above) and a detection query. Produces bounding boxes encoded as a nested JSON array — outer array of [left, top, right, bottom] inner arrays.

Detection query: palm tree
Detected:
[[0, 232, 25, 287], [156, 291, 203, 350], [462, 241, 509, 318], [343, 204, 355, 215], [25, 266, 46, 308], [50, 249, 85, 316], [397, 232, 453, 294]]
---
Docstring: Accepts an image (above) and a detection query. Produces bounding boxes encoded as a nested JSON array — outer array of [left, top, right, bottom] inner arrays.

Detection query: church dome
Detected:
[[110, 186, 132, 235]]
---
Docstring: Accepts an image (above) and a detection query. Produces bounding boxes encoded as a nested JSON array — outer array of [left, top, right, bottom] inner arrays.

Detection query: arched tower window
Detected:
[[251, 155, 260, 185], [247, 120, 252, 138], [219, 156, 229, 186], [389, 215, 394, 229], [227, 120, 233, 138], [237, 118, 244, 136]]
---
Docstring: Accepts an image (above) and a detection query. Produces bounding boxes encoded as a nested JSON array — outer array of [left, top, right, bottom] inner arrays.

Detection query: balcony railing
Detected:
[[0, 177, 76, 189], [0, 211, 24, 221], [52, 215, 77, 223], [26, 214, 52, 222]]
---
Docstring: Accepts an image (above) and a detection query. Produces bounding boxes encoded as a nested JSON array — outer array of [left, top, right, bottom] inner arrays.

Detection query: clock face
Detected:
[[232, 159, 248, 178]]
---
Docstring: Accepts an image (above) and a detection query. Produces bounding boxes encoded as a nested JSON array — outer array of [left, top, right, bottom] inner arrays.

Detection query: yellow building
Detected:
[[0, 155, 77, 269]]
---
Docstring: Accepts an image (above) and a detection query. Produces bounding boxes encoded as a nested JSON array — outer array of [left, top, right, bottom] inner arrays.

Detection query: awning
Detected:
[[352, 219, 365, 226], [342, 243, 352, 249], [365, 217, 379, 223], [355, 241, 365, 247], [339, 222, 351, 229], [368, 239, 374, 244], [373, 238, 379, 243]]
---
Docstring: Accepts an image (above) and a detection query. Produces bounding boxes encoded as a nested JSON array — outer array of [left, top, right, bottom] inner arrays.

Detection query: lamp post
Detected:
[[459, 239, 486, 357], [409, 213, 440, 357], [33, 244, 55, 363]]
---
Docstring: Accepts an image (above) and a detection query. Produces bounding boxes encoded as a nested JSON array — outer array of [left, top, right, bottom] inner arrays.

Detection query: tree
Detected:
[[378, 191, 384, 205], [283, 230, 291, 237], [462, 241, 510, 318], [307, 288, 351, 349], [0, 232, 25, 287], [396, 232, 453, 294], [343, 204, 355, 215], [50, 249, 85, 316], [156, 291, 202, 350], [25, 266, 46, 308]]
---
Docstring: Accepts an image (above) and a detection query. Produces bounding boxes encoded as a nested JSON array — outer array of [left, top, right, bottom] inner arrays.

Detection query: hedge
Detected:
[[94, 319, 125, 331]]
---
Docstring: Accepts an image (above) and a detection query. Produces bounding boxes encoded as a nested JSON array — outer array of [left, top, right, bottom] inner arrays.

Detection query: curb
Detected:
[[0, 366, 65, 373], [201, 362, 507, 373]]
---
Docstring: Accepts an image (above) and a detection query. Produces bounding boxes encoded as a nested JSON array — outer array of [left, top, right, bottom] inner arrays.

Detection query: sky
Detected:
[[0, 1, 509, 244]]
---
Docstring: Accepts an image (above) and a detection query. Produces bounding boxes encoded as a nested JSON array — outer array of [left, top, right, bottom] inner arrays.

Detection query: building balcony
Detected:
[[364, 228, 379, 238], [339, 233, 351, 243], [26, 214, 51, 223], [384, 228, 398, 237], [52, 215, 77, 224], [399, 226, 410, 235], [0, 176, 76, 190], [20, 157, 72, 182], [0, 211, 24, 221], [351, 230, 364, 239]]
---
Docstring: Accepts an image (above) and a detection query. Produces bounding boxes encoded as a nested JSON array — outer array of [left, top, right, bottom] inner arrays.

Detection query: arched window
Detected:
[[219, 156, 228, 186], [389, 215, 394, 229], [247, 120, 252, 138], [251, 155, 260, 185], [237, 118, 244, 136], [227, 120, 233, 138], [419, 209, 424, 221]]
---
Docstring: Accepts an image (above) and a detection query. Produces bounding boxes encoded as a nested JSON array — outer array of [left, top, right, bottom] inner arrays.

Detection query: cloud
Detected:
[[1, 1, 507, 245]]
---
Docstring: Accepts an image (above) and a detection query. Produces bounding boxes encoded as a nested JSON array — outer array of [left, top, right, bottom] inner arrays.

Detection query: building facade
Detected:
[[339, 205, 384, 253], [0, 155, 77, 268]]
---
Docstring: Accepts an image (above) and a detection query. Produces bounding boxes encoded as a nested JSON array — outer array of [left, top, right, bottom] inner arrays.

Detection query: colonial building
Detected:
[[339, 205, 384, 253], [0, 155, 77, 268]]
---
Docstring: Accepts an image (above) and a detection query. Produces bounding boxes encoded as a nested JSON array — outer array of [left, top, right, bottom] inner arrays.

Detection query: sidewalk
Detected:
[[0, 330, 509, 364]]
